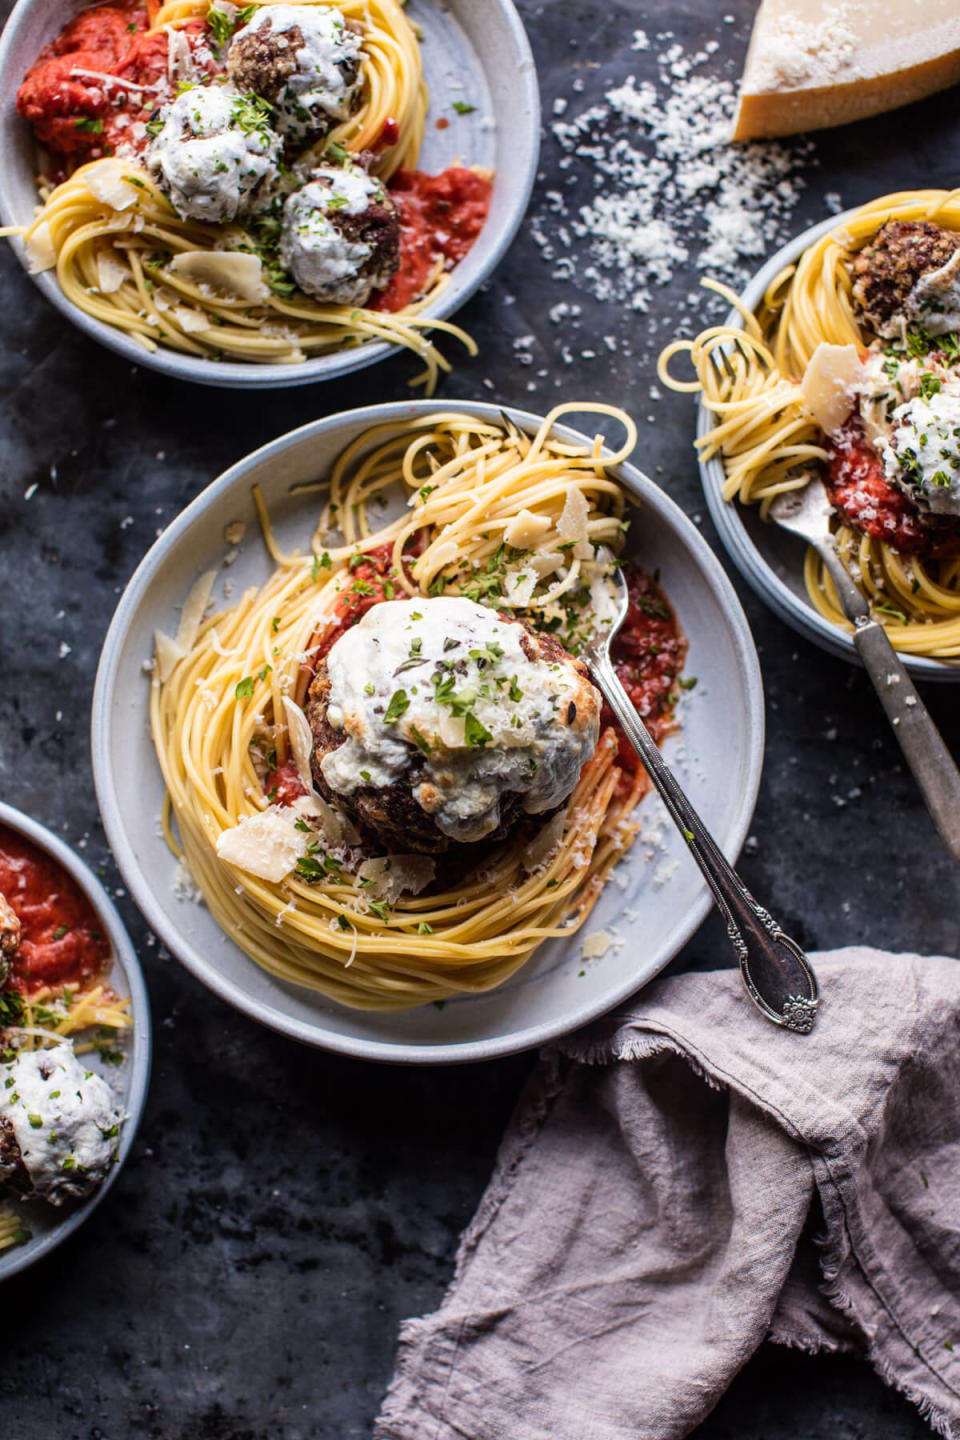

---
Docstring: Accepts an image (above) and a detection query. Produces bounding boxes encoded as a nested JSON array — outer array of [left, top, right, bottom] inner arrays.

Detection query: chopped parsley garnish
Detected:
[[360, 769, 372, 782], [235, 676, 255, 699], [0, 991, 25, 1027], [418, 921, 434, 934], [27, 1114, 43, 1130], [364, 683, 375, 696], [271, 616, 281, 632], [231, 93, 274, 137], [62, 1156, 76, 1171], [258, 665, 272, 682], [293, 817, 313, 833], [336, 914, 351, 931], [384, 690, 410, 723], [74, 117, 104, 133], [206, 3, 243, 54], [410, 725, 432, 754], [508, 676, 523, 702], [678, 676, 698, 691], [464, 713, 492, 748], [311, 552, 331, 580], [145, 115, 165, 137], [452, 101, 477, 115], [369, 900, 389, 922], [325, 140, 351, 165], [295, 856, 324, 882]]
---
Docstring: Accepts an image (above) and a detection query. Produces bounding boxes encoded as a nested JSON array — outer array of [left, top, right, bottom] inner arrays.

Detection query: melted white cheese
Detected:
[[905, 248, 960, 337], [231, 4, 363, 136], [0, 1044, 122, 1205], [319, 597, 600, 843], [279, 166, 387, 303], [147, 83, 280, 222], [881, 386, 960, 516]]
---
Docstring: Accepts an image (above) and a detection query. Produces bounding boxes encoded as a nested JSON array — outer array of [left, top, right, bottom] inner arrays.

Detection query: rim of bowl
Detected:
[[0, 0, 540, 390], [92, 399, 765, 1064], [0, 800, 152, 1279], [696, 206, 960, 683]]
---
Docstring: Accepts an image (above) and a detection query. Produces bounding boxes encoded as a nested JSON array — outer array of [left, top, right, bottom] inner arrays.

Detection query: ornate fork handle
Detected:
[[586, 646, 819, 1033]]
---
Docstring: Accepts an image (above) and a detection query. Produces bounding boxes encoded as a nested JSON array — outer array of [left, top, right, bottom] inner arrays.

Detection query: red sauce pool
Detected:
[[375, 167, 493, 313], [825, 417, 960, 558], [604, 566, 688, 769], [18, 3, 216, 167], [0, 824, 111, 994]]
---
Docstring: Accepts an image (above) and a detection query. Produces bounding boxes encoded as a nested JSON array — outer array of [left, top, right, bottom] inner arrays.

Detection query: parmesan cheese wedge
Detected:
[[174, 570, 216, 652], [800, 342, 864, 435], [153, 629, 186, 682], [85, 159, 142, 212], [97, 250, 129, 294], [216, 803, 312, 883], [167, 250, 270, 302], [734, 0, 960, 141], [25, 222, 56, 275]]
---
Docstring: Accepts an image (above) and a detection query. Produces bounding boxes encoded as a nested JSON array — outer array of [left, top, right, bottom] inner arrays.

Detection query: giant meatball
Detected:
[[304, 596, 601, 855]]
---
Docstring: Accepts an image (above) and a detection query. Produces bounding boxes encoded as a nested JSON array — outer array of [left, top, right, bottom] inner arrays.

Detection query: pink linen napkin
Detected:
[[375, 947, 960, 1440]]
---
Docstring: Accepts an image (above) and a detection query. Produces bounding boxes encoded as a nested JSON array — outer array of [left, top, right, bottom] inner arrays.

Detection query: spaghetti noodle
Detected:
[[151, 404, 685, 1011], [4, 0, 485, 388], [659, 190, 960, 662]]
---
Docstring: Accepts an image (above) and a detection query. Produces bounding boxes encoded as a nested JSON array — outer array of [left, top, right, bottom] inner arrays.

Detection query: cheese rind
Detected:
[[734, 0, 960, 141]]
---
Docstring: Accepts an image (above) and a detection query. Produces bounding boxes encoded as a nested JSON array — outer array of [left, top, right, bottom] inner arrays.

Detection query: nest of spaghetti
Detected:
[[150, 405, 689, 1011], [660, 189, 960, 663], [6, 0, 493, 388]]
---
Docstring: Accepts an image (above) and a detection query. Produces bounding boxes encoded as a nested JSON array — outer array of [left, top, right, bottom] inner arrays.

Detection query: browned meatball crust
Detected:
[[850, 221, 959, 337], [305, 619, 587, 856]]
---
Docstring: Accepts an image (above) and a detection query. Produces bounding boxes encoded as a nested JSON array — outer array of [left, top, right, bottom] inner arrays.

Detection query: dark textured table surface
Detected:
[[1, 1, 959, 1436]]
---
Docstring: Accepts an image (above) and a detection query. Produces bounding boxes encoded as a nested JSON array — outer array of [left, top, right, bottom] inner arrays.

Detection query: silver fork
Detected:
[[770, 481, 960, 860], [583, 568, 820, 1034]]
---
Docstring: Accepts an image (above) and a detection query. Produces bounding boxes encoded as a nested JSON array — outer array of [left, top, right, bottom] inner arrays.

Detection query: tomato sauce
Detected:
[[604, 565, 688, 770], [0, 825, 111, 994], [264, 758, 309, 807], [18, 3, 214, 168], [825, 417, 960, 558], [375, 167, 493, 313]]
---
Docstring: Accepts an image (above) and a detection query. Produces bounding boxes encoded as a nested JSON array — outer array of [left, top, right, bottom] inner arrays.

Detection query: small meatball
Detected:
[[227, 4, 362, 140], [146, 83, 281, 222], [279, 165, 399, 304], [0, 1043, 123, 1206], [851, 221, 959, 339]]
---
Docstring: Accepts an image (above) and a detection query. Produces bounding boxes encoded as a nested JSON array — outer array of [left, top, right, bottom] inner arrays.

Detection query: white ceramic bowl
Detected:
[[0, 0, 538, 388], [697, 209, 960, 683], [92, 400, 765, 1064], [0, 801, 151, 1280]]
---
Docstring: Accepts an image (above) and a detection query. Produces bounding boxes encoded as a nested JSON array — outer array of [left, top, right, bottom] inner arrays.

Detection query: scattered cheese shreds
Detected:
[[531, 36, 814, 340]]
